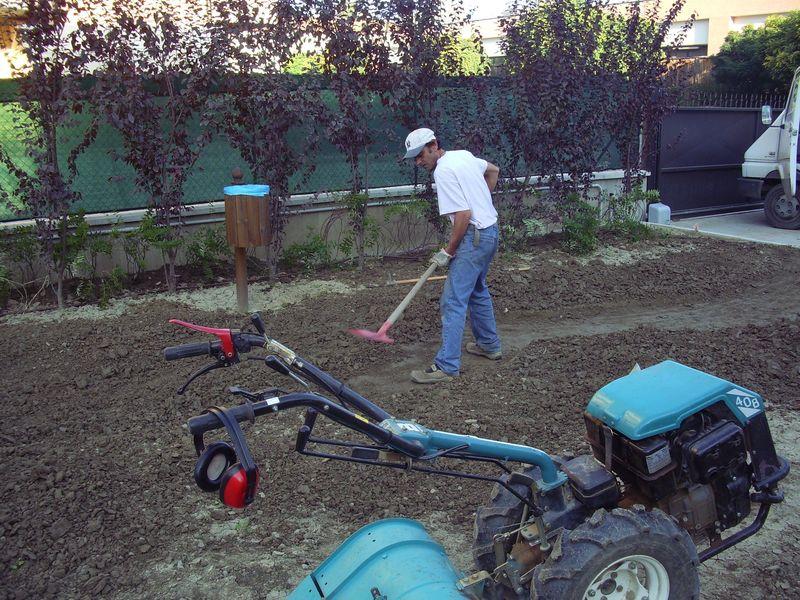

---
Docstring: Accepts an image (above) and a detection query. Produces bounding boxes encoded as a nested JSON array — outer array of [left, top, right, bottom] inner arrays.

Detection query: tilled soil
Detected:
[[1, 233, 799, 600]]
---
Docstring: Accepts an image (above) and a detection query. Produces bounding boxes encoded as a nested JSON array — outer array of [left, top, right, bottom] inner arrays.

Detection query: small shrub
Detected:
[[338, 216, 380, 260], [56, 211, 91, 280], [75, 278, 95, 303], [111, 224, 149, 280], [614, 218, 653, 242], [604, 188, 659, 222], [495, 186, 549, 252], [605, 189, 659, 242], [99, 266, 126, 308], [185, 226, 230, 281], [382, 198, 441, 255], [0, 225, 42, 283], [71, 229, 114, 301], [338, 193, 379, 268], [138, 211, 184, 287], [282, 232, 332, 273], [500, 217, 546, 252], [85, 234, 113, 277], [562, 199, 600, 255], [383, 199, 428, 221], [67, 217, 115, 303], [337, 234, 352, 258], [0, 263, 11, 308]]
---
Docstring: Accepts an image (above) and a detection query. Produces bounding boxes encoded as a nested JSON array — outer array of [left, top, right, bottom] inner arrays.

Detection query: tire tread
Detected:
[[531, 508, 700, 600]]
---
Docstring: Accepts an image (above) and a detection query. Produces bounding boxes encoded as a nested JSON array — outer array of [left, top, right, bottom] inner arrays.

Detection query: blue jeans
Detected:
[[434, 224, 501, 375]]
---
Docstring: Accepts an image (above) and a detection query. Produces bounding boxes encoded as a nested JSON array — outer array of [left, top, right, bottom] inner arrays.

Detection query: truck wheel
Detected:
[[764, 183, 800, 229], [531, 507, 699, 600], [472, 467, 539, 574]]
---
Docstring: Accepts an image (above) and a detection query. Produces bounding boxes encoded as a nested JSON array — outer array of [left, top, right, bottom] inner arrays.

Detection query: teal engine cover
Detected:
[[287, 518, 466, 599], [586, 360, 765, 440]]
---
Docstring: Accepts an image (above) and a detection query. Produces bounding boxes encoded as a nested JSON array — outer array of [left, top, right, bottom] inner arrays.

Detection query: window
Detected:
[[731, 13, 790, 31], [665, 19, 709, 48], [669, 45, 709, 59], [481, 37, 503, 59]]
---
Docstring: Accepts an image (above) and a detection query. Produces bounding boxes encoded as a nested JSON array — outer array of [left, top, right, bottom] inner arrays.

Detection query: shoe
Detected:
[[410, 364, 454, 384], [466, 342, 502, 360]]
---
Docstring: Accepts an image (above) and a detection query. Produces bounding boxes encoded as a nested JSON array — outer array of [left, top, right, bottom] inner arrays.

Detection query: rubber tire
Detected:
[[473, 467, 540, 574], [531, 506, 700, 600], [764, 182, 800, 229]]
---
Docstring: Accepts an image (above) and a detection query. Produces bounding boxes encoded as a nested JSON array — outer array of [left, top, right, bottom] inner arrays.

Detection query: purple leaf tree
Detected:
[[207, 0, 322, 278], [308, 0, 392, 270], [0, 0, 98, 308], [80, 0, 221, 293], [499, 0, 689, 220]]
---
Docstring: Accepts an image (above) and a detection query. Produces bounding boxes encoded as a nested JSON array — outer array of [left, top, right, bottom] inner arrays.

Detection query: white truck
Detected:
[[739, 66, 800, 229]]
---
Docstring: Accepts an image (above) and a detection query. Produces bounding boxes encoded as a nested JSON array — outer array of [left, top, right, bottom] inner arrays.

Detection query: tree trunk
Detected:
[[165, 247, 178, 293], [266, 242, 278, 279], [356, 228, 365, 270], [56, 217, 68, 309], [262, 180, 288, 280], [56, 271, 64, 309], [162, 259, 171, 293]]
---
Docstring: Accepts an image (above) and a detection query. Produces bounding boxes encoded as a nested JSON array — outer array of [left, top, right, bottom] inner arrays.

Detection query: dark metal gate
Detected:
[[649, 103, 782, 216]]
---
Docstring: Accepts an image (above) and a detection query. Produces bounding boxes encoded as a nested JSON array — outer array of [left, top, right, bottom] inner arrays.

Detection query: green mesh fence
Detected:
[[0, 81, 623, 222], [0, 99, 416, 222]]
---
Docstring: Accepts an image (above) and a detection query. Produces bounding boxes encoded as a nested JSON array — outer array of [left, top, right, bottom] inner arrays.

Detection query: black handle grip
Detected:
[[188, 402, 254, 433], [251, 313, 267, 335], [163, 342, 217, 361]]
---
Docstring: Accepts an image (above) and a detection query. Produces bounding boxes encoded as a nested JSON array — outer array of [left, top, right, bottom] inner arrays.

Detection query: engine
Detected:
[[478, 361, 787, 598], [584, 410, 752, 536]]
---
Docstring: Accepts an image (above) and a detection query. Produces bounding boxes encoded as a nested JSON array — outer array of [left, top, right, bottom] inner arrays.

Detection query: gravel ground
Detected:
[[1, 232, 798, 599]]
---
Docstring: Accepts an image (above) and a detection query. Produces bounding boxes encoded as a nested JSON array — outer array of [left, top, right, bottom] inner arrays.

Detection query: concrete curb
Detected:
[[646, 220, 800, 248]]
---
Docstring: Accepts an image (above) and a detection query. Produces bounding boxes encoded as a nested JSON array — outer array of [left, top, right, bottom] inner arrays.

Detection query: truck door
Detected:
[[777, 67, 800, 197]]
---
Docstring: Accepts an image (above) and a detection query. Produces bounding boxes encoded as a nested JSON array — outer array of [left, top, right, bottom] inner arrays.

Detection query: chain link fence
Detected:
[[0, 99, 421, 222], [0, 78, 635, 223]]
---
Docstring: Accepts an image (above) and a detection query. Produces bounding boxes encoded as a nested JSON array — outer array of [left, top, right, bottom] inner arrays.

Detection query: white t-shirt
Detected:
[[433, 150, 498, 229]]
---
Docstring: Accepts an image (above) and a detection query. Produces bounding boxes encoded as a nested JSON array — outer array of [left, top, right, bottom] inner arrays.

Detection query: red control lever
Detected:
[[170, 319, 236, 360]]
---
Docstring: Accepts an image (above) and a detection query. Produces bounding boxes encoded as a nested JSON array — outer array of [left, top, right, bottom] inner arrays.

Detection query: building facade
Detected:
[[663, 0, 800, 57], [470, 0, 800, 61], [0, 2, 25, 79]]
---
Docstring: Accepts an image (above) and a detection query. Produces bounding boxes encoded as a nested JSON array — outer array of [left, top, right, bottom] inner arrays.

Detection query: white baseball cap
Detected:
[[403, 127, 436, 159]]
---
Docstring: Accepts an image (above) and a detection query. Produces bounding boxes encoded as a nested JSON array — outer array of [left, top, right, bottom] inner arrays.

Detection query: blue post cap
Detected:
[[223, 184, 270, 196]]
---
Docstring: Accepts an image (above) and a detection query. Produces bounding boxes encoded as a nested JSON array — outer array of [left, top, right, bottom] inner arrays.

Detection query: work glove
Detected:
[[431, 248, 452, 269]]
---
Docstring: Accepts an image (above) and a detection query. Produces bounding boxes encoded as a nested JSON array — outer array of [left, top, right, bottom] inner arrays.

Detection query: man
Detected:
[[404, 127, 502, 384]]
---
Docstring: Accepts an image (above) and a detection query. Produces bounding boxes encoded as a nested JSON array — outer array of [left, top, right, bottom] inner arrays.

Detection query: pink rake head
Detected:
[[348, 320, 394, 344], [347, 261, 438, 344]]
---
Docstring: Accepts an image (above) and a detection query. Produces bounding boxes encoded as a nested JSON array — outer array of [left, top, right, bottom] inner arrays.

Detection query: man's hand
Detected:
[[431, 248, 452, 268]]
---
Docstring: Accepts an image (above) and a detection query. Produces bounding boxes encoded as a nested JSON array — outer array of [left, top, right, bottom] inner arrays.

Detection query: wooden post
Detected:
[[235, 247, 248, 313], [231, 167, 243, 185], [224, 173, 270, 314]]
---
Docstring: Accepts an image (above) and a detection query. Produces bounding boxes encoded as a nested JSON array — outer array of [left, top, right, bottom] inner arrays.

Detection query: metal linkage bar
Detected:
[[297, 432, 541, 515]]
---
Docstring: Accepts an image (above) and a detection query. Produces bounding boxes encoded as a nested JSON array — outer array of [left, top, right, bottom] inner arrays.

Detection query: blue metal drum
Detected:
[[288, 518, 466, 599]]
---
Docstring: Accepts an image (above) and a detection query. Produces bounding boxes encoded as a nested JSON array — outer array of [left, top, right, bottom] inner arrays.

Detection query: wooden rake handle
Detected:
[[390, 275, 447, 285], [386, 262, 439, 326]]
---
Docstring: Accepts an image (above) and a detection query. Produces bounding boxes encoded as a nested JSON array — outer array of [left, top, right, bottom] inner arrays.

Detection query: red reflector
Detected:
[[221, 467, 259, 509]]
